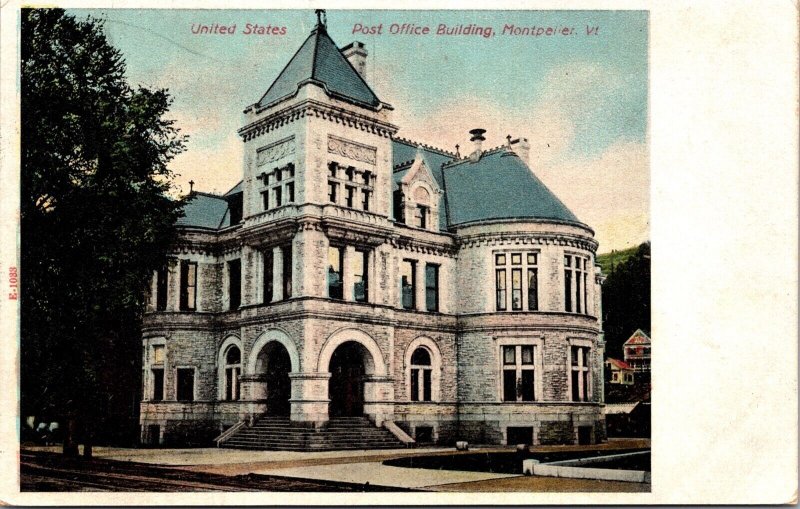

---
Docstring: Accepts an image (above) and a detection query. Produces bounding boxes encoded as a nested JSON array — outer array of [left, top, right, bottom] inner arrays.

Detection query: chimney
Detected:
[[468, 128, 486, 161], [510, 137, 530, 165], [342, 42, 368, 80]]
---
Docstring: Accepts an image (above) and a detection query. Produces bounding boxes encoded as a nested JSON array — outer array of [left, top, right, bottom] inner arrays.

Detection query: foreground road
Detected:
[[20, 450, 412, 492]]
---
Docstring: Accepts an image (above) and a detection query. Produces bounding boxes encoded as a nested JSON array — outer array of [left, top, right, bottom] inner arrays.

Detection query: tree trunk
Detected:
[[62, 417, 79, 457]]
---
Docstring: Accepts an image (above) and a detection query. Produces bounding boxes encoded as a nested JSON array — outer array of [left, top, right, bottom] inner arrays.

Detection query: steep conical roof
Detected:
[[257, 25, 381, 109]]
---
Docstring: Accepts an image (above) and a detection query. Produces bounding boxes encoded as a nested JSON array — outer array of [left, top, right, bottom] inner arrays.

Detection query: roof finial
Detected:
[[455, 144, 461, 159], [315, 9, 327, 28], [188, 180, 195, 194], [506, 134, 512, 147]]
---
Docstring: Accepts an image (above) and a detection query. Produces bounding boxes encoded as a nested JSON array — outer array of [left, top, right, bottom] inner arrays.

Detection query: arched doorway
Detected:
[[256, 342, 292, 416], [328, 341, 371, 417]]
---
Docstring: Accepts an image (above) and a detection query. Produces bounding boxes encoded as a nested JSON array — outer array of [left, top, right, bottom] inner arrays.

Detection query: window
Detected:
[[496, 251, 538, 312], [179, 260, 197, 311], [410, 347, 432, 401], [327, 246, 344, 300], [502, 345, 535, 402], [362, 189, 370, 211], [156, 265, 168, 311], [224, 346, 241, 401], [345, 186, 355, 208], [286, 182, 295, 203], [565, 254, 589, 314], [260, 162, 295, 211], [228, 259, 241, 310], [328, 161, 338, 178], [274, 186, 282, 207], [281, 245, 292, 299], [346, 166, 355, 181], [353, 249, 368, 303], [274, 168, 282, 182], [362, 171, 372, 186], [571, 346, 590, 402], [416, 205, 428, 229], [400, 259, 416, 309], [328, 182, 338, 203], [151, 345, 165, 402], [176, 368, 194, 402], [263, 249, 273, 303], [425, 264, 439, 312], [612, 372, 619, 381], [564, 256, 572, 312], [393, 190, 405, 223], [261, 190, 269, 211]]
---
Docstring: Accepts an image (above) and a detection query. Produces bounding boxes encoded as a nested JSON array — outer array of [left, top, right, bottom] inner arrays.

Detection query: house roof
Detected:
[[441, 148, 581, 227], [256, 25, 382, 110], [606, 358, 634, 370], [176, 192, 231, 229], [224, 181, 242, 196], [624, 329, 651, 346]]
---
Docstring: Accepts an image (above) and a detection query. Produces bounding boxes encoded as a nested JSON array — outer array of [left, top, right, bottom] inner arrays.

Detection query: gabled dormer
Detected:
[[393, 148, 443, 231]]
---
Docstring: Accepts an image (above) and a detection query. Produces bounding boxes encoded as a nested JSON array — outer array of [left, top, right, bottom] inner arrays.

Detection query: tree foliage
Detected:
[[21, 9, 186, 447], [601, 242, 651, 359]]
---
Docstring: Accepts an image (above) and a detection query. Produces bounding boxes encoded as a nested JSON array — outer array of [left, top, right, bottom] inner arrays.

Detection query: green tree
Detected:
[[21, 9, 186, 455], [601, 242, 651, 359]]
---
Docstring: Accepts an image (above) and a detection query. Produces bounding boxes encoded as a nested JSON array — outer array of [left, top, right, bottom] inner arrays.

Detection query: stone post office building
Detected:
[[140, 16, 606, 449]]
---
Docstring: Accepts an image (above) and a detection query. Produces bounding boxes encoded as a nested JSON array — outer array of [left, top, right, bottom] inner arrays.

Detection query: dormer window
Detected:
[[413, 187, 431, 230], [416, 205, 428, 229]]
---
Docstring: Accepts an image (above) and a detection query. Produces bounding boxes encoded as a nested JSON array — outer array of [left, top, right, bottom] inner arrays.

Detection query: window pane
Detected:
[[226, 346, 241, 365], [564, 269, 572, 312], [228, 259, 241, 310], [512, 269, 522, 310], [584, 273, 588, 315], [353, 250, 368, 303], [495, 253, 506, 265], [571, 371, 580, 401], [282, 245, 292, 298], [425, 264, 439, 312], [328, 161, 337, 178], [521, 345, 533, 364], [287, 182, 295, 202], [564, 255, 571, 267], [511, 253, 522, 265], [410, 369, 419, 401], [496, 269, 506, 311], [177, 368, 194, 401], [575, 272, 582, 313], [156, 266, 168, 311], [527, 253, 537, 265], [503, 345, 515, 365], [527, 268, 538, 311], [521, 370, 535, 401], [274, 186, 282, 206], [327, 247, 343, 299], [411, 347, 431, 366], [583, 370, 589, 401], [362, 189, 370, 211], [346, 186, 354, 207], [328, 182, 337, 203], [263, 250, 273, 303], [393, 190, 405, 223], [262, 190, 269, 210], [401, 260, 415, 309], [503, 370, 517, 402], [423, 370, 432, 401], [571, 346, 580, 366], [225, 368, 233, 400], [152, 368, 164, 401]]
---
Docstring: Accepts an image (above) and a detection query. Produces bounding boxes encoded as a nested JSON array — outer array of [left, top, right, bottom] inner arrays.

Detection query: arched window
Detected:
[[410, 347, 432, 401], [224, 345, 242, 401]]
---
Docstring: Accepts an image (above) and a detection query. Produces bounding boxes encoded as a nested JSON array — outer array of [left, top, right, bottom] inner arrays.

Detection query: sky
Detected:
[[69, 9, 649, 252]]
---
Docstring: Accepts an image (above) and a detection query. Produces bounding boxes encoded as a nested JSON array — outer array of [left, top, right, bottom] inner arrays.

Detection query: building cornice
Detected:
[[456, 229, 599, 252]]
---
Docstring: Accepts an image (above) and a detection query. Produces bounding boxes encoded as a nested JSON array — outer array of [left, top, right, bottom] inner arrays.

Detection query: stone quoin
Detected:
[[139, 12, 607, 449]]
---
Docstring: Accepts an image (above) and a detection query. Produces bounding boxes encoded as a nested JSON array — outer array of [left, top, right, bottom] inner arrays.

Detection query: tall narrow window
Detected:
[[274, 186, 282, 207], [327, 246, 344, 300], [575, 267, 582, 314], [286, 182, 295, 203], [353, 249, 368, 303], [345, 186, 355, 208], [393, 190, 405, 223], [583, 259, 589, 315], [224, 346, 241, 401], [156, 265, 168, 311], [362, 189, 370, 211], [151, 345, 165, 402], [179, 260, 197, 311], [416, 205, 428, 229], [261, 190, 269, 211], [564, 256, 572, 312], [228, 259, 241, 310], [410, 347, 432, 402], [346, 166, 355, 181], [511, 269, 522, 310], [425, 264, 439, 312], [571, 346, 590, 402], [527, 268, 538, 311], [328, 182, 338, 203], [282, 245, 292, 299], [400, 259, 416, 310], [502, 345, 536, 402], [496, 269, 507, 311], [263, 250, 274, 303], [328, 161, 338, 178], [176, 368, 195, 401]]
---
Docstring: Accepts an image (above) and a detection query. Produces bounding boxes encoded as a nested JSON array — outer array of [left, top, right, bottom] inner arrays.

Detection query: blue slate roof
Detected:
[[257, 26, 382, 110], [176, 192, 231, 229], [441, 149, 581, 227]]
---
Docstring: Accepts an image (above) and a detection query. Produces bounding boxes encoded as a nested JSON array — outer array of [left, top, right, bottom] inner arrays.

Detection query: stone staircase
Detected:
[[220, 416, 408, 451]]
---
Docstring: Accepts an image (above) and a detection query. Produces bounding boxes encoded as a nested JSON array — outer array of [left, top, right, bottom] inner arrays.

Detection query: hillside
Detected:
[[596, 245, 640, 274]]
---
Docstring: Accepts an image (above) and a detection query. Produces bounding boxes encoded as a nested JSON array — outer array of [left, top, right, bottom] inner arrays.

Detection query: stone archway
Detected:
[[255, 342, 292, 416], [328, 341, 372, 417]]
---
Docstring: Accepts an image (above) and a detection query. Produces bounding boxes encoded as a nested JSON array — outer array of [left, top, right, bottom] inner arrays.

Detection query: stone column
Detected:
[[363, 375, 395, 426], [343, 245, 355, 301], [289, 372, 331, 426], [272, 246, 283, 302]]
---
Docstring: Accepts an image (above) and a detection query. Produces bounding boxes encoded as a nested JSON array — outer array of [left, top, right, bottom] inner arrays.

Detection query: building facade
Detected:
[[623, 329, 651, 373], [139, 17, 606, 448]]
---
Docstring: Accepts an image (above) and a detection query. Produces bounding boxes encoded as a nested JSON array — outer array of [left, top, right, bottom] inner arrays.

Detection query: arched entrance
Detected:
[[256, 342, 292, 416], [328, 341, 371, 417]]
